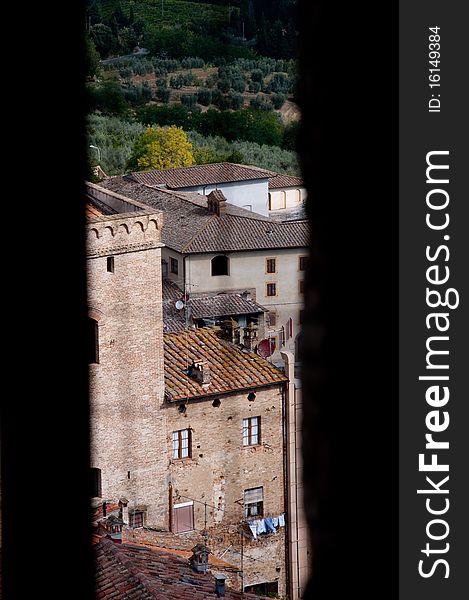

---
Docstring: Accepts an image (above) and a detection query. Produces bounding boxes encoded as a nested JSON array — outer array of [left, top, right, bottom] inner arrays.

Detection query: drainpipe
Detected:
[[281, 350, 299, 600], [281, 378, 291, 600]]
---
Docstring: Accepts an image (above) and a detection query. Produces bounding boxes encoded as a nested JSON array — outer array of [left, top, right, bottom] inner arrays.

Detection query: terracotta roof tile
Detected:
[[130, 163, 274, 188], [86, 200, 103, 218], [163, 279, 186, 333], [190, 294, 266, 320], [164, 327, 287, 401], [95, 538, 268, 599], [100, 178, 309, 253], [268, 173, 304, 189]]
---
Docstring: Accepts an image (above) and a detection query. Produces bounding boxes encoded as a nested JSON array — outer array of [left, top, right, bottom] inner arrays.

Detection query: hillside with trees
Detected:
[[85, 0, 300, 177]]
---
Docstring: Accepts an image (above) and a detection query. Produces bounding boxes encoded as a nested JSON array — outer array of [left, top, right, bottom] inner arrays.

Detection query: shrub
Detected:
[[250, 95, 273, 111], [181, 94, 198, 109], [272, 93, 286, 110], [197, 88, 212, 106]]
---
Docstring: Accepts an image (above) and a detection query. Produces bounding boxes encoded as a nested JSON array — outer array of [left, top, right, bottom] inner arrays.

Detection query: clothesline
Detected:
[[246, 513, 285, 540]]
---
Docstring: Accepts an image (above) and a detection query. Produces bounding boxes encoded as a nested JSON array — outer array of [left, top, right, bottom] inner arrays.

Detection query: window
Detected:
[[299, 255, 308, 271], [266, 258, 276, 274], [88, 317, 99, 364], [268, 312, 277, 327], [299, 309, 305, 325], [266, 283, 277, 297], [172, 429, 191, 459], [162, 259, 168, 278], [106, 256, 114, 273], [173, 502, 194, 533], [129, 510, 144, 528], [90, 467, 102, 498], [299, 279, 305, 294], [244, 582, 279, 596], [170, 257, 179, 275], [244, 487, 263, 518], [211, 255, 229, 276], [243, 416, 261, 446]]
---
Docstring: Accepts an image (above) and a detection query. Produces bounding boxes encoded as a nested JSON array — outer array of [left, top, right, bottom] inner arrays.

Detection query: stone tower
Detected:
[[86, 183, 167, 527]]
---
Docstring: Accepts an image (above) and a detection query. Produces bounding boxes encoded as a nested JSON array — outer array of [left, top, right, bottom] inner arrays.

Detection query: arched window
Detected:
[[211, 255, 229, 276], [88, 317, 99, 364]]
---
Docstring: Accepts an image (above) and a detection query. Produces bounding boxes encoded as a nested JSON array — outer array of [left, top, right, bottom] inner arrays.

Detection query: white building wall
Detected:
[[180, 179, 270, 216], [185, 248, 307, 363], [269, 187, 307, 211]]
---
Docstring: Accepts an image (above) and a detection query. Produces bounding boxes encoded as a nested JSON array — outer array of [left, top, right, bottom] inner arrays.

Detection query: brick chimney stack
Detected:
[[207, 190, 227, 216], [190, 360, 211, 385]]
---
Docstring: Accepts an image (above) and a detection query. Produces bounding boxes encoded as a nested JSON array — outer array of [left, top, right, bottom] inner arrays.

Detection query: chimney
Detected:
[[118, 497, 129, 525], [190, 360, 211, 385], [243, 322, 258, 350], [214, 574, 226, 597], [189, 543, 210, 574], [99, 514, 124, 543], [207, 190, 227, 216]]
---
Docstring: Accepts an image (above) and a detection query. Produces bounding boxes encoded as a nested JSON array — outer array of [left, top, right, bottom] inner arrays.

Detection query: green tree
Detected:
[[84, 35, 101, 80], [90, 23, 118, 57], [127, 126, 195, 171], [88, 77, 127, 116]]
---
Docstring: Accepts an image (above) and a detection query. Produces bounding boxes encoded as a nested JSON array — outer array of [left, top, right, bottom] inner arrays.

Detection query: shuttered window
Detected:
[[173, 502, 194, 533], [244, 487, 263, 517]]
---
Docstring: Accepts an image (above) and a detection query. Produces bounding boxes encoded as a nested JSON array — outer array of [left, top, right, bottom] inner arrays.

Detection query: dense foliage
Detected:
[[86, 1, 298, 60], [136, 105, 284, 146], [85, 1, 301, 178], [127, 125, 195, 171], [86, 114, 299, 176]]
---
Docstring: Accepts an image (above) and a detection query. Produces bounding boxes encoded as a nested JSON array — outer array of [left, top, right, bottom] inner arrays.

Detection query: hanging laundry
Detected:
[[278, 513, 285, 527], [248, 522, 257, 540], [264, 517, 277, 534], [272, 516, 279, 528], [256, 518, 267, 534]]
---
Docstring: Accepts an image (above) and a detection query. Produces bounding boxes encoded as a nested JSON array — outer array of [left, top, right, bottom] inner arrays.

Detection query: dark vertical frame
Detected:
[[297, 0, 398, 598]]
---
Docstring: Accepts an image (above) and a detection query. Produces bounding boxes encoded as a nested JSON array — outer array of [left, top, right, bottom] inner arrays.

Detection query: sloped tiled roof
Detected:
[[131, 162, 274, 188], [163, 279, 186, 333], [183, 212, 309, 253], [190, 294, 266, 320], [100, 178, 309, 254], [164, 327, 287, 401], [95, 538, 267, 600], [85, 200, 103, 219], [268, 173, 304, 189]]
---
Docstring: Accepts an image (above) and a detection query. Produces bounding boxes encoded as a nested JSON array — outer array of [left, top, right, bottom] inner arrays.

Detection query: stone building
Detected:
[[86, 183, 168, 527], [163, 327, 289, 597], [129, 162, 307, 217], [99, 176, 309, 366], [85, 181, 310, 598]]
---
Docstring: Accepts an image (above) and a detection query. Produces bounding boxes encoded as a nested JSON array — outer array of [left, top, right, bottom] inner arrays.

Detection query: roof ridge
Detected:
[[181, 212, 217, 253]]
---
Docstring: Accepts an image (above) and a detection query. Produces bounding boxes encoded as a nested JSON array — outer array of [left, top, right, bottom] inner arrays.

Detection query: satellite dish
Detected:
[[257, 338, 275, 358], [175, 300, 185, 310]]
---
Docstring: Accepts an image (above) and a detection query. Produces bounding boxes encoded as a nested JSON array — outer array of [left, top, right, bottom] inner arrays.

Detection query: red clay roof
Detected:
[[95, 537, 269, 599], [131, 163, 275, 188], [86, 200, 104, 219], [268, 173, 304, 189], [164, 327, 287, 401]]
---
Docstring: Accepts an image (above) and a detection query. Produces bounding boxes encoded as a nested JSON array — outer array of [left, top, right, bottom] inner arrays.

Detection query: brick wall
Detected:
[[87, 213, 168, 527], [164, 385, 287, 595]]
